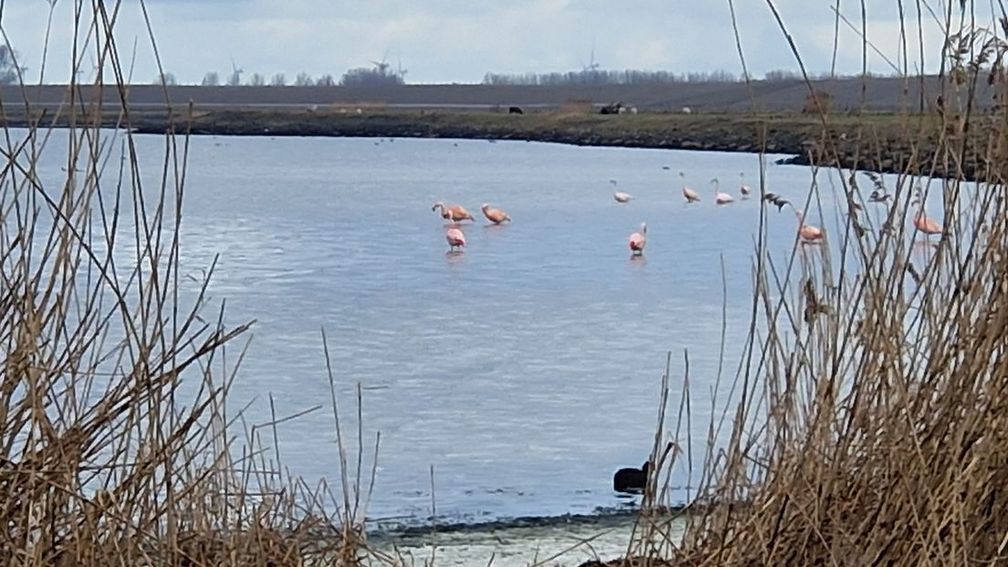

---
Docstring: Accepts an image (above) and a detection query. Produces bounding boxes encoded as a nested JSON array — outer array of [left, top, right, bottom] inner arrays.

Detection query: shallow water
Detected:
[[21, 132, 939, 528]]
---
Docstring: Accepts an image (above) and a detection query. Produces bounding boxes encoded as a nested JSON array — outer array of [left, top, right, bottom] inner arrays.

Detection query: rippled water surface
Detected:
[[36, 133, 886, 526]]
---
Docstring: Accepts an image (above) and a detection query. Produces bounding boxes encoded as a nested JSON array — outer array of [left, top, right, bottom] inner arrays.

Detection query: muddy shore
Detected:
[[368, 512, 685, 567], [5, 107, 995, 180], [131, 110, 1001, 181]]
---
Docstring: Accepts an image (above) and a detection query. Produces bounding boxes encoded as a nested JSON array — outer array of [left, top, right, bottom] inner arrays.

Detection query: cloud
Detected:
[[0, 1, 957, 85]]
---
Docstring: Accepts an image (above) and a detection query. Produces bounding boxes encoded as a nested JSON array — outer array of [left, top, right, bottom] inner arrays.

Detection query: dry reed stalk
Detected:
[[0, 2, 384, 565], [611, 1, 1008, 565]]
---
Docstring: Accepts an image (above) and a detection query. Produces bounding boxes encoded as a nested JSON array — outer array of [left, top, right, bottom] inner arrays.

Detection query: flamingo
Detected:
[[445, 227, 466, 252], [481, 203, 511, 224], [432, 202, 474, 223], [764, 194, 824, 244], [782, 207, 822, 243], [679, 172, 700, 203], [912, 192, 943, 236], [795, 210, 824, 243], [628, 222, 647, 256], [711, 178, 735, 205], [739, 172, 751, 198], [610, 179, 633, 203]]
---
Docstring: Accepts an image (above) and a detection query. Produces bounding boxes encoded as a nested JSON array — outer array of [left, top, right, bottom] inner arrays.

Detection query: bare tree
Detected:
[[201, 71, 219, 86], [764, 69, 802, 82], [153, 71, 176, 86], [293, 72, 313, 86], [315, 74, 336, 87], [339, 65, 404, 87], [0, 46, 25, 85], [248, 72, 265, 87], [269, 72, 286, 87]]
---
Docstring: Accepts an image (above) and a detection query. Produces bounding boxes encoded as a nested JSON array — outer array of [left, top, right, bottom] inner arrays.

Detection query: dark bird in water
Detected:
[[763, 192, 791, 211], [613, 461, 649, 494]]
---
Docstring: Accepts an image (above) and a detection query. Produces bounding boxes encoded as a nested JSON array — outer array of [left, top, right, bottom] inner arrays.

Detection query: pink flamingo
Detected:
[[481, 203, 511, 224], [912, 192, 943, 236], [711, 178, 735, 205], [432, 202, 474, 223], [610, 179, 633, 203], [445, 227, 466, 252], [628, 222, 647, 256], [793, 208, 824, 244], [765, 194, 823, 244], [680, 172, 700, 203], [739, 172, 751, 198]]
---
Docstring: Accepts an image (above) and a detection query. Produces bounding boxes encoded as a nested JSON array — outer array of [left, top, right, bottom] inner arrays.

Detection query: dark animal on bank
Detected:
[[613, 461, 649, 494], [508, 106, 524, 114], [600, 102, 624, 115]]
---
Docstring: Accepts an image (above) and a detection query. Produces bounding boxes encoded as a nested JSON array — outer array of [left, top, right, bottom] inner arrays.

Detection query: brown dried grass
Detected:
[[607, 1, 1008, 565], [0, 2, 384, 565]]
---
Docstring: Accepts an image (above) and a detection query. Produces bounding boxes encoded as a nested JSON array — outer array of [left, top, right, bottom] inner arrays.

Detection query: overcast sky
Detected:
[[0, 1, 956, 85]]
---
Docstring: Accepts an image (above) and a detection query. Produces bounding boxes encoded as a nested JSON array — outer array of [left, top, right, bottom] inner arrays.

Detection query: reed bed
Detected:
[[0, 2, 384, 565], [603, 1, 1008, 565]]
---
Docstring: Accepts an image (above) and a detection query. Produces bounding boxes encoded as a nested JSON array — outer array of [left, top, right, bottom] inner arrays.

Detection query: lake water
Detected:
[[26, 132, 923, 529]]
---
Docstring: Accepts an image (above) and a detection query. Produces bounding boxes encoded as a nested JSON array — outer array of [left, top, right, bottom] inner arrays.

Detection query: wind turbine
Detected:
[[229, 57, 244, 86], [370, 49, 391, 76], [396, 52, 408, 83], [581, 37, 600, 73]]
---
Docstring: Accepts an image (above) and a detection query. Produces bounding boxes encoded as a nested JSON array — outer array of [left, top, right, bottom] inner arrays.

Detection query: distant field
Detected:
[[1, 77, 992, 180], [0, 76, 981, 114]]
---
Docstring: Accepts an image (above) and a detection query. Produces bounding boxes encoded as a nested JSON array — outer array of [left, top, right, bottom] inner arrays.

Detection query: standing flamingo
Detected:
[[445, 227, 466, 252], [432, 202, 475, 223], [912, 191, 943, 237], [481, 203, 511, 224], [794, 209, 824, 243], [610, 179, 633, 203], [711, 178, 735, 205], [764, 194, 823, 244], [679, 172, 700, 203], [739, 172, 751, 198], [628, 222, 647, 256]]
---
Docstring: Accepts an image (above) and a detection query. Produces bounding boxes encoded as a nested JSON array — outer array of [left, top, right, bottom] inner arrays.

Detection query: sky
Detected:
[[0, 1, 960, 85]]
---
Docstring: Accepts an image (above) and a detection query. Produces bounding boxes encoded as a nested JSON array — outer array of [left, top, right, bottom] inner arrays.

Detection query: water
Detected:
[[21, 132, 909, 528]]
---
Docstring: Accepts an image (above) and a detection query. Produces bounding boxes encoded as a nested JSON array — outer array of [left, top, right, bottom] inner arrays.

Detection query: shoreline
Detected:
[[140, 109, 989, 181], [368, 511, 684, 567], [4, 107, 986, 180]]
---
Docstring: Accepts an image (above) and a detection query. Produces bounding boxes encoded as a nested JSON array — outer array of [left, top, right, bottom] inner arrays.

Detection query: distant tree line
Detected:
[[178, 64, 404, 88], [146, 65, 902, 88], [481, 68, 901, 86], [483, 69, 739, 86]]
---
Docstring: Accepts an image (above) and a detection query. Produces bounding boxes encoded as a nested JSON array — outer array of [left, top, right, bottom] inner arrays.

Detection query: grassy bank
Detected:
[[171, 108, 1005, 181], [8, 105, 992, 180]]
